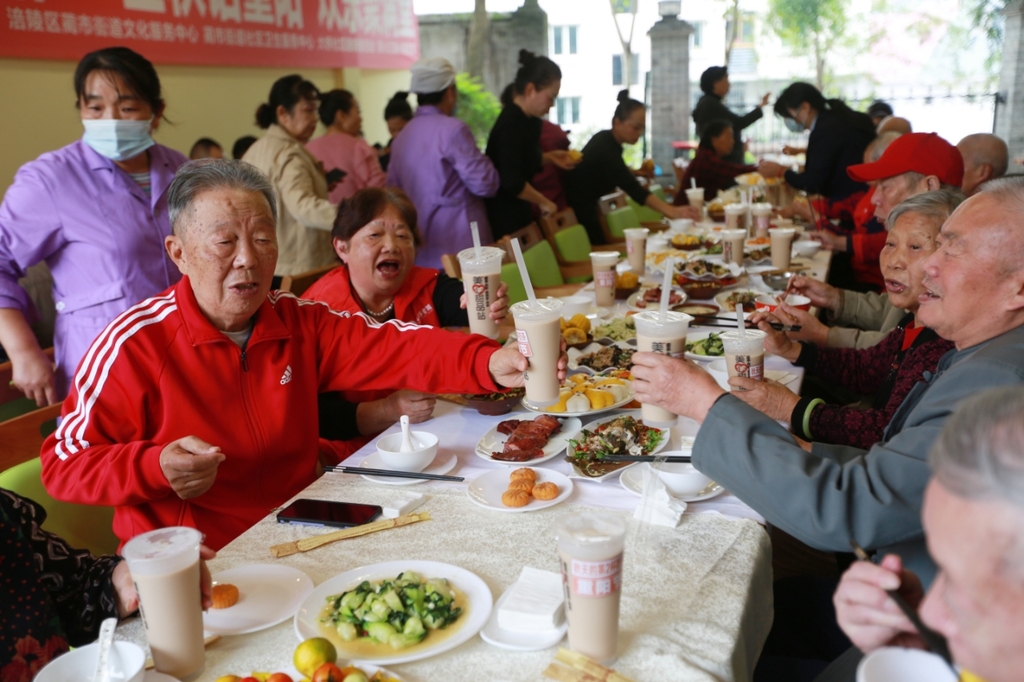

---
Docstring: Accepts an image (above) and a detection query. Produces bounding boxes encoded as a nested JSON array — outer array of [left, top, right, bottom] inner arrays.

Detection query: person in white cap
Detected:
[[386, 57, 500, 269]]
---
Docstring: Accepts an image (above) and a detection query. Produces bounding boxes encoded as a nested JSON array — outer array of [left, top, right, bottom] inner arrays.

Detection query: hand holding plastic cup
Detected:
[[122, 527, 205, 679], [633, 310, 693, 426], [720, 329, 767, 391], [510, 298, 564, 407], [457, 246, 505, 339]]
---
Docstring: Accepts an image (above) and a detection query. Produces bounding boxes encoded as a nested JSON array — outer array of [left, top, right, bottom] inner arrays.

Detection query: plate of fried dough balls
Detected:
[[467, 467, 574, 513]]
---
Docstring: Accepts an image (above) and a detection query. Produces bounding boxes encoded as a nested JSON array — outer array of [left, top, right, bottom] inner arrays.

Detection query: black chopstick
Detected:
[[693, 320, 802, 332], [324, 465, 464, 482], [849, 541, 956, 671], [601, 455, 692, 463]]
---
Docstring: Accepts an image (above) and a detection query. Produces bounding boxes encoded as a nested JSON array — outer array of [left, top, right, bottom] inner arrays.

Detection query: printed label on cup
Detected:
[[516, 329, 533, 357], [650, 340, 685, 358], [626, 240, 635, 255], [471, 276, 489, 321], [732, 354, 763, 380], [595, 270, 616, 287], [569, 556, 622, 597], [723, 241, 735, 262]]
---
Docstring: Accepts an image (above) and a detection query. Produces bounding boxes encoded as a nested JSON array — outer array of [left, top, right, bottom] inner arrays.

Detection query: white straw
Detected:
[[736, 304, 745, 337], [659, 257, 674, 321], [690, 178, 697, 190], [470, 221, 482, 259], [510, 238, 537, 303]]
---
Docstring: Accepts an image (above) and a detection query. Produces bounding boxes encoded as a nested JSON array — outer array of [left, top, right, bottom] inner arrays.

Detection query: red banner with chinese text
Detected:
[[2, 0, 419, 69]]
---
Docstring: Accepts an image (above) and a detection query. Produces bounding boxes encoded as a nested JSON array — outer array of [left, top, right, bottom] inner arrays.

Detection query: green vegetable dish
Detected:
[[321, 572, 462, 650], [593, 316, 636, 341], [686, 332, 724, 357]]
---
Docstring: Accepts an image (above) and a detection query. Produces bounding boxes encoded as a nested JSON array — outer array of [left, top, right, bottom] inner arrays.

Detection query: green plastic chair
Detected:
[[500, 262, 530, 305], [650, 185, 667, 201], [522, 239, 565, 288], [604, 206, 641, 241], [627, 196, 664, 223]]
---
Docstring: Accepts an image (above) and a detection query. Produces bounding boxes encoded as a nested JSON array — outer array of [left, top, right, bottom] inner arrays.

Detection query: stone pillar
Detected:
[[997, 1, 1024, 163], [648, 11, 693, 178]]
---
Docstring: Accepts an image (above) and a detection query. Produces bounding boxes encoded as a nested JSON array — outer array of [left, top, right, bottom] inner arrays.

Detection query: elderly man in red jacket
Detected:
[[40, 159, 552, 550]]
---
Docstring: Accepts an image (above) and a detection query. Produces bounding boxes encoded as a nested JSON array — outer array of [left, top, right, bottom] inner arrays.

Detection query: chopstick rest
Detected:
[[543, 648, 635, 682], [270, 511, 431, 558]]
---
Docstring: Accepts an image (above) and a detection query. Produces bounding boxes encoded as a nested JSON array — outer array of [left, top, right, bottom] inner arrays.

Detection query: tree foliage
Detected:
[[766, 0, 849, 89], [455, 73, 501, 150]]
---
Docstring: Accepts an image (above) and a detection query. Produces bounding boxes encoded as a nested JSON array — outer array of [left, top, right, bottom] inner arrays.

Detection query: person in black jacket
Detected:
[[485, 50, 576, 239], [692, 66, 771, 166], [758, 82, 875, 203], [565, 91, 699, 245]]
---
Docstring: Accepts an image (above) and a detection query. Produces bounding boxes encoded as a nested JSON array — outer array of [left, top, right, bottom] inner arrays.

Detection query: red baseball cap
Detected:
[[847, 132, 964, 187]]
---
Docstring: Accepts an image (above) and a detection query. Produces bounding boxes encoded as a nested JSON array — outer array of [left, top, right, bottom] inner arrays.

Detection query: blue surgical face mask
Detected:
[[784, 115, 804, 133], [82, 118, 156, 161]]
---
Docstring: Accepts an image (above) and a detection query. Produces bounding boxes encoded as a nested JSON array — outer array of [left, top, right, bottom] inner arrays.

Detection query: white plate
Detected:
[[479, 583, 567, 651], [359, 450, 457, 485], [522, 389, 635, 418], [714, 289, 762, 313], [475, 417, 582, 466], [625, 287, 688, 312], [684, 330, 725, 362], [620, 464, 725, 502], [466, 469, 574, 513], [566, 411, 671, 482], [675, 259, 744, 281], [203, 564, 314, 635], [294, 560, 493, 666], [567, 342, 635, 375]]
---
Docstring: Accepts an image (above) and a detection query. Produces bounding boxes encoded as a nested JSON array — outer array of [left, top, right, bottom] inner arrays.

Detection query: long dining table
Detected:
[[116, 242, 833, 682]]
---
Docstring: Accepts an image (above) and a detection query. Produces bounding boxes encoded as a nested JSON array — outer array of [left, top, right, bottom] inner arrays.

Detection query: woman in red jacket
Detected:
[[303, 187, 509, 463]]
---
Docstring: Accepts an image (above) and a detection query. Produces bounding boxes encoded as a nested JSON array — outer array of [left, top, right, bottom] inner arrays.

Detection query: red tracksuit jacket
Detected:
[[40, 277, 502, 550]]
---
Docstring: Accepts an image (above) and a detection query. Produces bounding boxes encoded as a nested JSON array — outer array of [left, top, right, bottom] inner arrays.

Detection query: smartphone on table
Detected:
[[276, 499, 382, 529]]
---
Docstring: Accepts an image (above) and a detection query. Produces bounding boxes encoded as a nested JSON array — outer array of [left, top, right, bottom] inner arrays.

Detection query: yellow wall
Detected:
[[0, 57, 410, 198]]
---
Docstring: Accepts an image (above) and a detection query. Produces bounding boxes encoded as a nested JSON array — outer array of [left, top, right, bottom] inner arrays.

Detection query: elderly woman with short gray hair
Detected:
[[734, 189, 963, 449]]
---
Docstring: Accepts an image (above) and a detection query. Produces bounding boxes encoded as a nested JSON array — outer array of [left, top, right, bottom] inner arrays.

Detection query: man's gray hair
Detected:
[[884, 188, 966, 231], [931, 386, 1024, 509], [167, 159, 277, 235]]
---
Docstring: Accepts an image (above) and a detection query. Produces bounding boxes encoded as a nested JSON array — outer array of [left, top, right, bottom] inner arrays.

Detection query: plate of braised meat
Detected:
[[474, 414, 582, 467]]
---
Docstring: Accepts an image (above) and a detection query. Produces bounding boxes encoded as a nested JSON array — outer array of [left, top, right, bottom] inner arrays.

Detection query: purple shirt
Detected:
[[0, 140, 187, 398], [386, 106, 500, 269]]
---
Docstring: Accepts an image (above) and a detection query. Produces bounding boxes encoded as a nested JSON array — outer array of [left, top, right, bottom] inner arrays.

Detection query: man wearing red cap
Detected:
[[789, 133, 965, 349]]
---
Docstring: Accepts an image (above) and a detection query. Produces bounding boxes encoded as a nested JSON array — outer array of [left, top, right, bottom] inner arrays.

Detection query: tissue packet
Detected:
[[496, 566, 565, 632]]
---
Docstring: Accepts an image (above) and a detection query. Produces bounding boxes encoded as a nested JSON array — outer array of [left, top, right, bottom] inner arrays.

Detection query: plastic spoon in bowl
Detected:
[[93, 617, 118, 682], [399, 415, 417, 452]]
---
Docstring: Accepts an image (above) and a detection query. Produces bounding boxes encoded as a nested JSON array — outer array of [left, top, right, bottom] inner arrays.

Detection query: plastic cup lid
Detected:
[[122, 526, 202, 575]]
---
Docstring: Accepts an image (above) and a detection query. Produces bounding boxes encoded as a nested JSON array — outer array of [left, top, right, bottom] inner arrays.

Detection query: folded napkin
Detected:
[[633, 465, 687, 527], [497, 566, 565, 632], [765, 370, 797, 385]]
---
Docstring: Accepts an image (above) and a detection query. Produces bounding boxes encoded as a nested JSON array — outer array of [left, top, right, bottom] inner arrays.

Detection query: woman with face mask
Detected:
[[564, 90, 699, 245], [757, 82, 875, 202], [485, 50, 579, 239], [242, 75, 338, 286], [0, 47, 188, 404]]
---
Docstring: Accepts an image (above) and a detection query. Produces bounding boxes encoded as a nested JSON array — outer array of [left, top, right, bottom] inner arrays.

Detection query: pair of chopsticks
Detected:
[[323, 465, 464, 482], [849, 541, 956, 672], [272, 511, 431, 557], [602, 454, 691, 463], [693, 318, 801, 332]]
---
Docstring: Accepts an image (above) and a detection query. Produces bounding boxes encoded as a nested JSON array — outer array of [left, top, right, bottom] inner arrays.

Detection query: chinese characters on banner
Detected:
[[2, 0, 419, 69]]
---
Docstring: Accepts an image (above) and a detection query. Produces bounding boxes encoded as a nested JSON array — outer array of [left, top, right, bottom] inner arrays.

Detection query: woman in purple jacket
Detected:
[[0, 47, 187, 404]]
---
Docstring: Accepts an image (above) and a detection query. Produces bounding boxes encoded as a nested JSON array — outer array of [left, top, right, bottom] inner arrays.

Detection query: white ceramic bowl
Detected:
[[856, 647, 958, 682], [35, 641, 146, 682], [792, 240, 821, 258], [653, 458, 713, 497], [557, 294, 592, 319], [376, 431, 439, 472]]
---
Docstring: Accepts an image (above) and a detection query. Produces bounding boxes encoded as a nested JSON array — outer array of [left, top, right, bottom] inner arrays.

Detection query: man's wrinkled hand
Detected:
[[630, 352, 724, 422], [728, 377, 799, 421], [487, 339, 568, 388], [160, 436, 225, 500], [383, 389, 435, 423], [788, 275, 840, 311], [834, 554, 927, 654]]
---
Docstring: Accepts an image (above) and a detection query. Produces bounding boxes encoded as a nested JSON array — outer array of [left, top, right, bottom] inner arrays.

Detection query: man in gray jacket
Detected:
[[631, 177, 1024, 677]]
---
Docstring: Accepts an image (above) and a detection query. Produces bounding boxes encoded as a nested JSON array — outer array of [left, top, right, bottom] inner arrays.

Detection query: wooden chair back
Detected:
[[440, 254, 462, 280], [597, 190, 628, 216], [278, 263, 340, 297], [0, 348, 54, 407], [0, 403, 62, 475], [494, 223, 547, 261]]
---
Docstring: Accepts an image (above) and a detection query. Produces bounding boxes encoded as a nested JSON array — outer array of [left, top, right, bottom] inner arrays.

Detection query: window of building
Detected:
[[691, 21, 703, 49], [552, 25, 578, 55], [725, 13, 756, 48], [612, 54, 640, 87], [556, 97, 581, 125]]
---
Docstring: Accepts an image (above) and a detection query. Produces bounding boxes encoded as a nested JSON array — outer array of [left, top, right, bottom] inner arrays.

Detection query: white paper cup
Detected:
[[511, 298, 564, 407], [856, 647, 958, 682]]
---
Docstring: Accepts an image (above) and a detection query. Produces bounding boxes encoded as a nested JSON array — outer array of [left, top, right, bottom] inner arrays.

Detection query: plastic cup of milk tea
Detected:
[[724, 203, 747, 232], [590, 251, 620, 308], [623, 228, 649, 274], [721, 229, 746, 266], [457, 246, 505, 339], [770, 228, 796, 270], [720, 329, 767, 391], [633, 310, 693, 427], [684, 188, 704, 212], [751, 203, 773, 237], [122, 527, 205, 679], [510, 298, 563, 407], [555, 511, 627, 665]]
